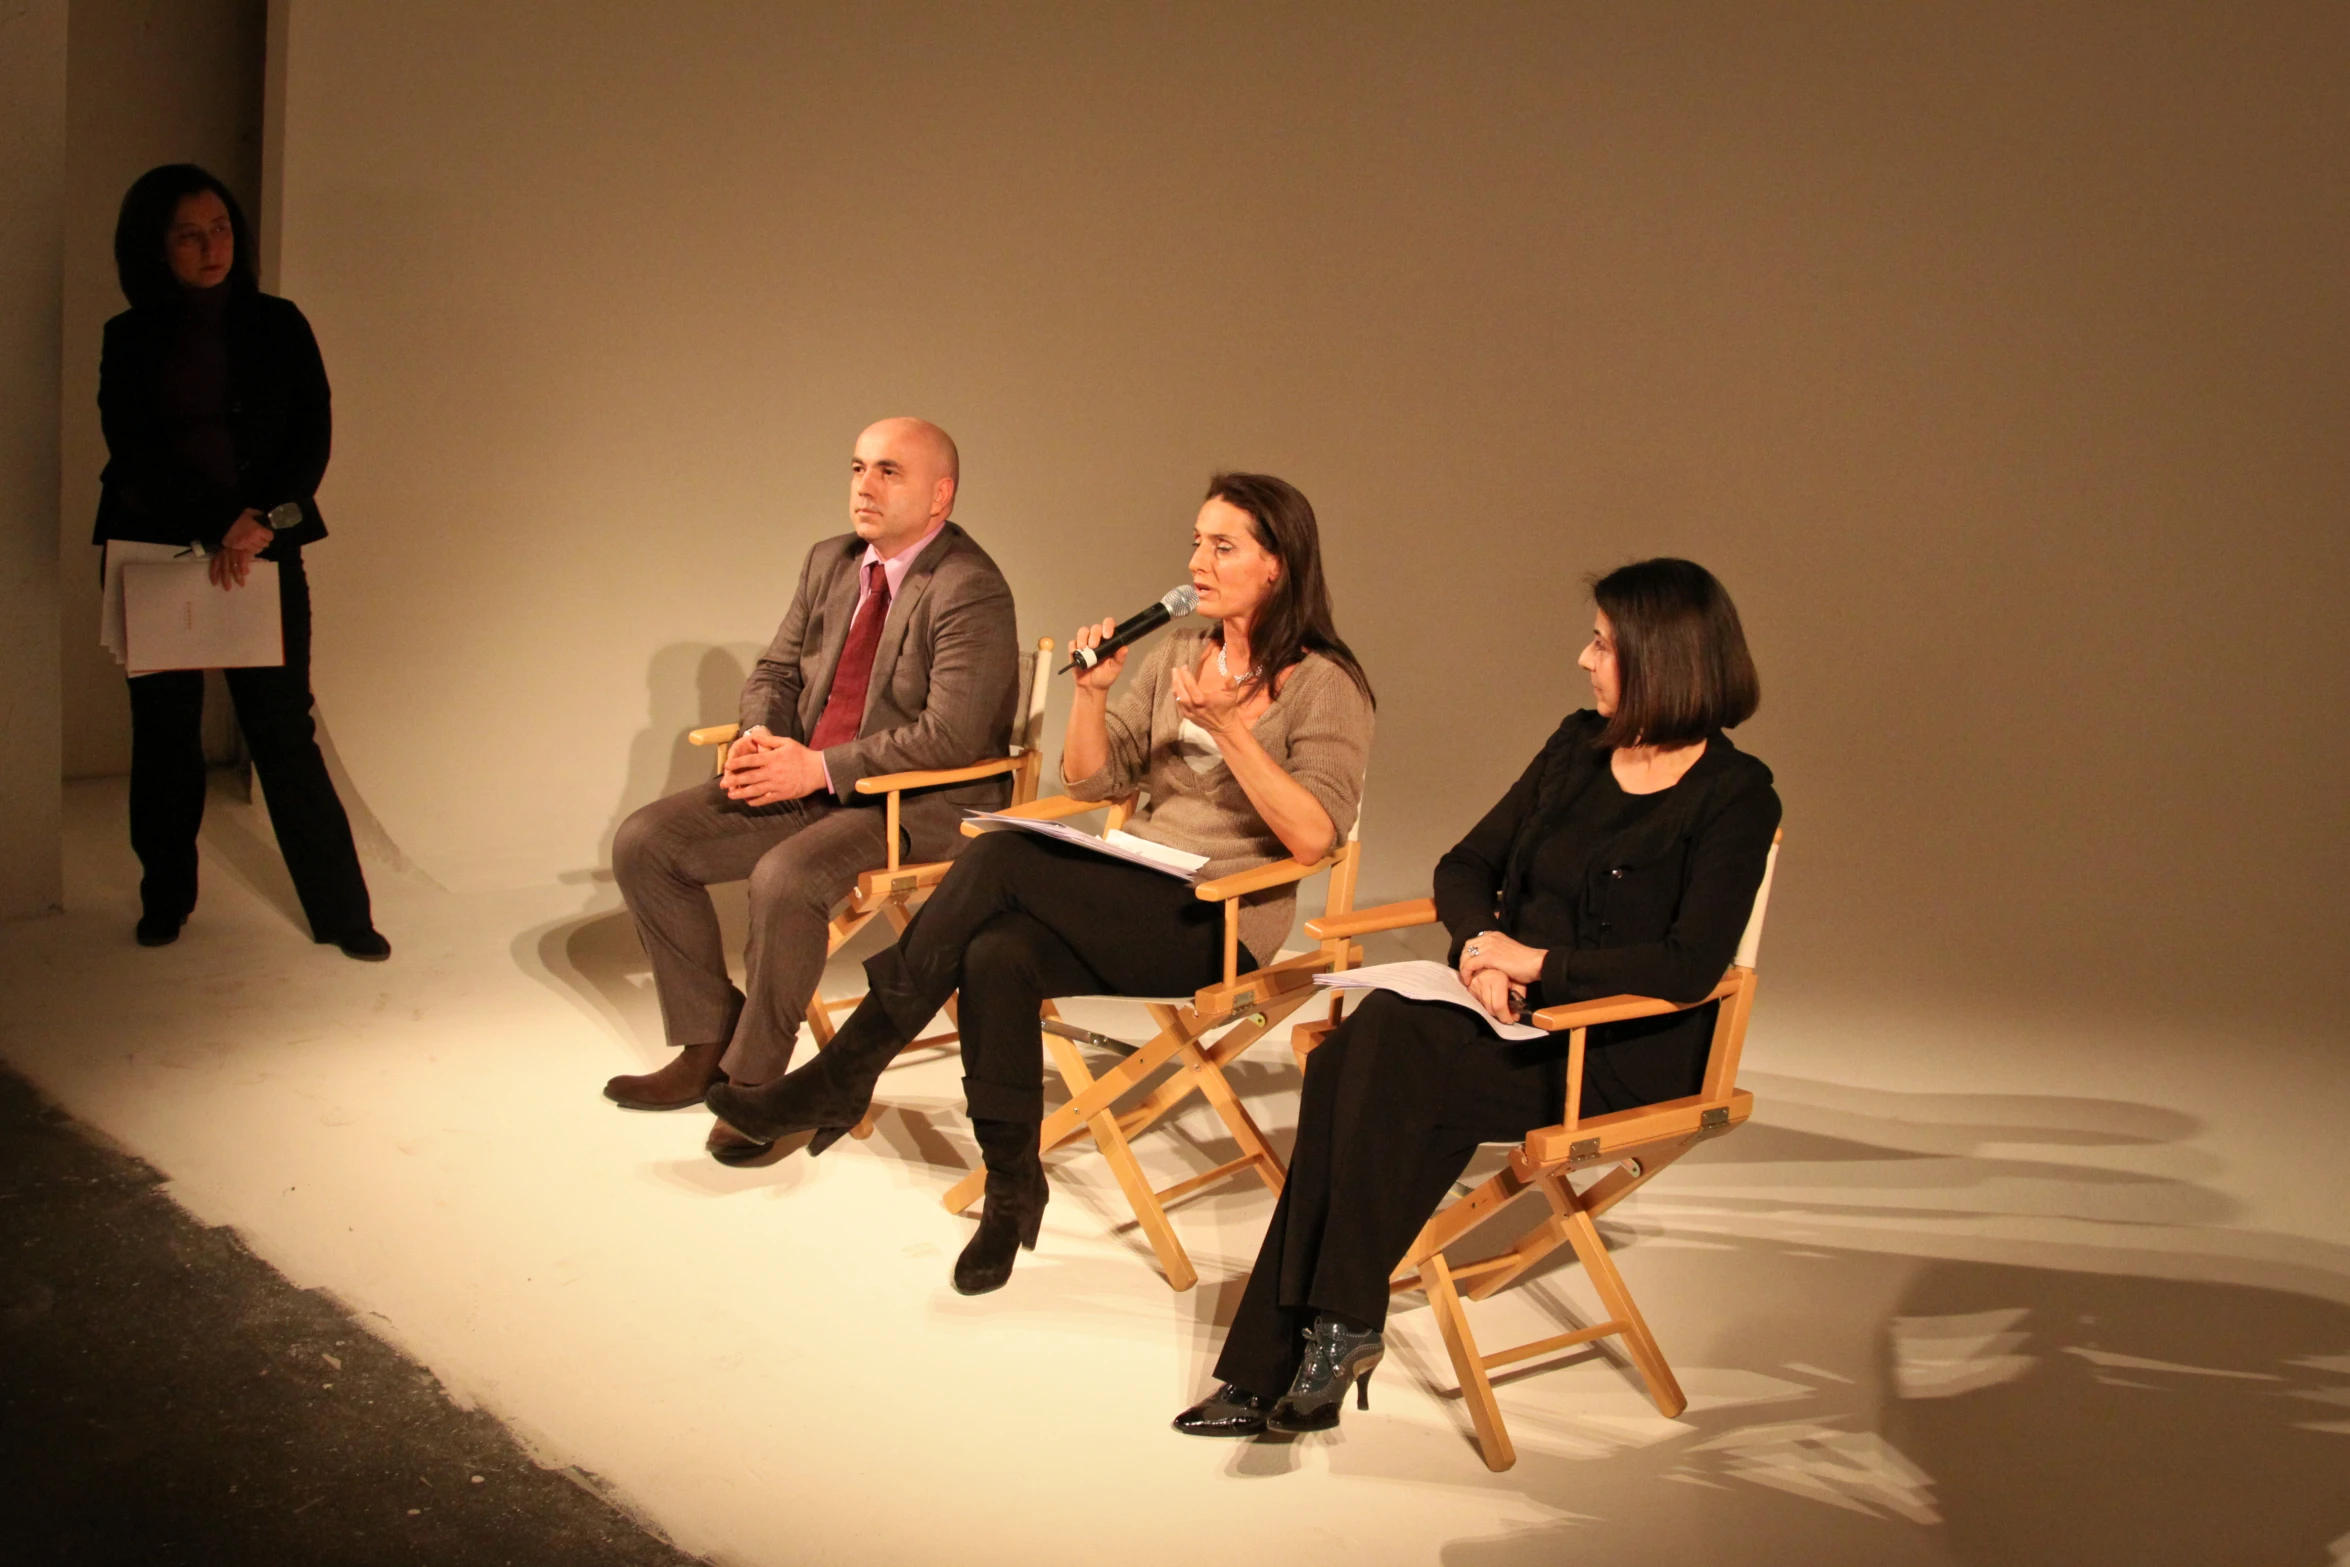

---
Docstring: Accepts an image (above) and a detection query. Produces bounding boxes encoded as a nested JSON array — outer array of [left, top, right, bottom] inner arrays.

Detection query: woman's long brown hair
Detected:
[[1203, 473, 1374, 706]]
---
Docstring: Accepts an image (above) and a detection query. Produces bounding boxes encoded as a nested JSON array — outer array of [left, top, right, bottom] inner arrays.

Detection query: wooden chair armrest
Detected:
[[1520, 1088, 1754, 1168], [1192, 950, 1339, 1019], [1303, 897, 1438, 941], [687, 723, 741, 748], [1193, 851, 1343, 903], [856, 756, 1022, 795], [853, 859, 952, 910], [957, 793, 1129, 837], [1528, 973, 1740, 1033]]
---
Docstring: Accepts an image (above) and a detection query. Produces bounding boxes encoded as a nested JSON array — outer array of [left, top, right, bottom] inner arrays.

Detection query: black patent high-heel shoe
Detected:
[[1264, 1315, 1385, 1434], [1173, 1382, 1271, 1437]]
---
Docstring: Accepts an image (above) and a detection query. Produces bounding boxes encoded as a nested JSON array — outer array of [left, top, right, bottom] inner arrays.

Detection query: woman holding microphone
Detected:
[[709, 473, 1375, 1294], [94, 164, 383, 958]]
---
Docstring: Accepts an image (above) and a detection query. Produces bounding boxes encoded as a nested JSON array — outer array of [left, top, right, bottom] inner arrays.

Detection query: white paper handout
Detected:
[[963, 811, 1211, 880], [121, 557, 285, 676], [100, 541, 191, 664], [1313, 959, 1551, 1040]]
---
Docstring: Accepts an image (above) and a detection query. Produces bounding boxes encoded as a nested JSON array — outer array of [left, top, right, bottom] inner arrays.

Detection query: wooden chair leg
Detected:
[[1179, 1036, 1286, 1196], [1575, 1139, 1693, 1224], [1420, 1251, 1516, 1472], [1462, 1207, 1576, 1303], [1395, 1162, 1529, 1278], [1041, 1021, 1197, 1291], [806, 907, 878, 1048], [1291, 993, 1345, 1071], [1111, 1006, 1275, 1143], [1547, 1174, 1686, 1418]]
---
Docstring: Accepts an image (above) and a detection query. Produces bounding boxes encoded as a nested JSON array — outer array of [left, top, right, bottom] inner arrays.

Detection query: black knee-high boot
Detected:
[[704, 995, 906, 1151], [952, 1118, 1048, 1295]]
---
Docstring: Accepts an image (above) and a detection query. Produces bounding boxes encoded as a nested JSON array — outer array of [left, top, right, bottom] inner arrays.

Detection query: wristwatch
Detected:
[[263, 501, 303, 533]]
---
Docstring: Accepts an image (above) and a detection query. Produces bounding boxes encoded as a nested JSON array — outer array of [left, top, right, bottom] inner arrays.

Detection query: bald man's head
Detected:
[[849, 417, 960, 558]]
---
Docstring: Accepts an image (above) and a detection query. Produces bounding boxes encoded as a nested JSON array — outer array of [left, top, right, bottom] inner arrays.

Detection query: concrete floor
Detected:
[[2, 777, 2346, 1566], [0, 1064, 699, 1566]]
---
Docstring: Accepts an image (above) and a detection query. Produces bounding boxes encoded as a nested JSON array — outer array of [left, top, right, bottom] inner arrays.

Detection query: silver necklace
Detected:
[[1215, 642, 1258, 684]]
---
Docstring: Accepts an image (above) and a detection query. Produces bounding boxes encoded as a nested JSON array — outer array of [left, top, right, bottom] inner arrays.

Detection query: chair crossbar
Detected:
[[1482, 1321, 1627, 1373], [1400, 1161, 1531, 1273], [1040, 1016, 1142, 1054], [1112, 1021, 1267, 1141], [1152, 1154, 1258, 1207]]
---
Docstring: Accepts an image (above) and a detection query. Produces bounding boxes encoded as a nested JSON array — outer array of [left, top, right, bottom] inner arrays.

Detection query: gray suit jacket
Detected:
[[740, 522, 1020, 853]]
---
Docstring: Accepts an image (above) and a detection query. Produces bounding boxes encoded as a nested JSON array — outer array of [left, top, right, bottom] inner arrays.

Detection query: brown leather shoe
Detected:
[[706, 1116, 778, 1166], [603, 1041, 725, 1110]]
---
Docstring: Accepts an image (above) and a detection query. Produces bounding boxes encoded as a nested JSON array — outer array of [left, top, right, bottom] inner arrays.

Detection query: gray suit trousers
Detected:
[[613, 778, 895, 1084]]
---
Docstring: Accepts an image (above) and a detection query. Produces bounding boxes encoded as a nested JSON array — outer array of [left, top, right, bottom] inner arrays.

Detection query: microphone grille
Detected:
[[1163, 584, 1200, 616]]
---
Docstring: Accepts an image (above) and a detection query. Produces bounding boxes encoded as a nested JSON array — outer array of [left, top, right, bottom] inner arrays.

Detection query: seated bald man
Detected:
[[606, 417, 1019, 1162]]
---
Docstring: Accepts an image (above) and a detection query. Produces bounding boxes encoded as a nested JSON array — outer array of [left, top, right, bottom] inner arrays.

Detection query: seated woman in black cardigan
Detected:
[[1175, 556, 1781, 1439]]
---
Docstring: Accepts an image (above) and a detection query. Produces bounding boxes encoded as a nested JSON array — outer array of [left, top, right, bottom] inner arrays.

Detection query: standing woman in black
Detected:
[[1174, 557, 1779, 1438], [96, 164, 386, 958]]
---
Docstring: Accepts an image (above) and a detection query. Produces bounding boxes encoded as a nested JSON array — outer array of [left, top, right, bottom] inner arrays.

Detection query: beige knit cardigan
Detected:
[[1064, 626, 1374, 967]]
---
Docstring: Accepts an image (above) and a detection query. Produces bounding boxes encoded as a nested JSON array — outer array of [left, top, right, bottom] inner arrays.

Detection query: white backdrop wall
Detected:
[[1, 0, 67, 921], [274, 2, 2348, 1022]]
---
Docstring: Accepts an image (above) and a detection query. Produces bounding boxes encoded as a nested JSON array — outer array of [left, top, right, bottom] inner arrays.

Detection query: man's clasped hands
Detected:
[[722, 726, 830, 807]]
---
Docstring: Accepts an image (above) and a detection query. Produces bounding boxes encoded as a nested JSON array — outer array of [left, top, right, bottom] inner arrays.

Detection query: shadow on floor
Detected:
[[1420, 1234, 2350, 1566]]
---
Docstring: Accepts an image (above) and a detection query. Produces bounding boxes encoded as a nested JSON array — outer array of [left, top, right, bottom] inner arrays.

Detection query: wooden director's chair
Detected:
[[935, 798, 1370, 1291], [688, 636, 1057, 1140], [1293, 832, 1782, 1471]]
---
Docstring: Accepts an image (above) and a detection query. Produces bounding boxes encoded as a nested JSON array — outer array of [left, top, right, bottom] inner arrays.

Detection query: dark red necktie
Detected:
[[808, 562, 891, 750]]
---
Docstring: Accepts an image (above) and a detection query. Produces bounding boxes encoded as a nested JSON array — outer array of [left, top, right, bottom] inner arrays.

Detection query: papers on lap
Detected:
[[1313, 959, 1551, 1041], [120, 557, 285, 676], [963, 811, 1210, 880]]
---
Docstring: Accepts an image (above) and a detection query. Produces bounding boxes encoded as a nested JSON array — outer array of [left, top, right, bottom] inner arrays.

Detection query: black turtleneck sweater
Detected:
[[158, 282, 239, 499]]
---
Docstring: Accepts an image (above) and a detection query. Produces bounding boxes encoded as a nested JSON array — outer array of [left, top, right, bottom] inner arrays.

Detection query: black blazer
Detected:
[[94, 289, 331, 556], [1432, 711, 1781, 1106]]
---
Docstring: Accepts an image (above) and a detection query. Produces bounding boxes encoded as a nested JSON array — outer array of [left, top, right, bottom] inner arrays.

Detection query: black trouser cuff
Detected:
[[962, 1077, 1043, 1126]]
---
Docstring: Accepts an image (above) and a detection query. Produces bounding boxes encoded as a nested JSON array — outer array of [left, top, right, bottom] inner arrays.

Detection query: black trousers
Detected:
[[125, 553, 372, 940], [1211, 989, 1687, 1399], [861, 831, 1257, 1125]]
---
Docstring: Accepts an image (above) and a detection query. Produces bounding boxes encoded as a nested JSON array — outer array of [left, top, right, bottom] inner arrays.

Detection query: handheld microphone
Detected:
[[1061, 585, 1200, 673]]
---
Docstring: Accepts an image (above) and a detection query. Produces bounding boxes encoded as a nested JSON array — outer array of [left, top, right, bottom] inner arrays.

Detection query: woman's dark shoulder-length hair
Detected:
[[114, 163, 258, 310], [1589, 557, 1760, 749], [1203, 472, 1374, 706]]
